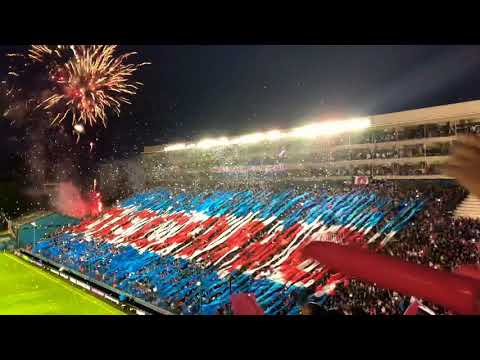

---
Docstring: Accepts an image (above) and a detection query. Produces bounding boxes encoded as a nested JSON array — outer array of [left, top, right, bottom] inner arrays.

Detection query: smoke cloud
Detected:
[[53, 182, 102, 219]]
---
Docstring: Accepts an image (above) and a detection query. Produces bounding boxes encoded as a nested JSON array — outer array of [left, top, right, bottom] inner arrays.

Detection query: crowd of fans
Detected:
[[31, 177, 480, 316], [304, 162, 443, 178], [323, 143, 450, 162], [304, 181, 478, 315], [131, 124, 480, 315], [143, 121, 480, 192]]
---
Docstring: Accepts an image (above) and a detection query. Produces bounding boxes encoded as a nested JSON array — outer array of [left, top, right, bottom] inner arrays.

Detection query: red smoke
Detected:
[[54, 182, 103, 219]]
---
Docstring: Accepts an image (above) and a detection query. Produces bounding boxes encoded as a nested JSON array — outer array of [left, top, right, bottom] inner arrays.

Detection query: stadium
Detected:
[[4, 99, 480, 315]]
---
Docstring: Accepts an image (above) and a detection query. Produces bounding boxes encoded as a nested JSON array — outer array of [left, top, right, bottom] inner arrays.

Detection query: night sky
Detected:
[[122, 45, 480, 146], [2, 45, 480, 177]]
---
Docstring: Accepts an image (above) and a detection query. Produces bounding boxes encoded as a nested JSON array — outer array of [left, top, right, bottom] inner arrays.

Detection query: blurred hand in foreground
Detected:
[[444, 135, 480, 198]]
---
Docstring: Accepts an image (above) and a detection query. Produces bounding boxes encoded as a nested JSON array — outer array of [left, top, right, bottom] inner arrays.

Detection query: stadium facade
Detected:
[[142, 100, 480, 187], [10, 212, 80, 248]]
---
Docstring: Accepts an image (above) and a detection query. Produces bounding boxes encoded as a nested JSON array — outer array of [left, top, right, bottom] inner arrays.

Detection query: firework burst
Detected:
[[5, 45, 149, 129]]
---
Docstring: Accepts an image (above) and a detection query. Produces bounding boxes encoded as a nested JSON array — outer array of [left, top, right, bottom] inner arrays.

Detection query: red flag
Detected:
[[301, 241, 480, 315], [454, 264, 480, 281], [403, 300, 420, 315], [230, 293, 264, 315]]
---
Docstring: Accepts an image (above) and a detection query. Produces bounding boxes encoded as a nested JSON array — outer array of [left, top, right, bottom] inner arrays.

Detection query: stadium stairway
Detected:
[[454, 194, 480, 219]]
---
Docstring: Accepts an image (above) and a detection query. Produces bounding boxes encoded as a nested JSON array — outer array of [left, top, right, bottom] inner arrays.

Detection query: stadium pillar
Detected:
[[30, 222, 37, 249]]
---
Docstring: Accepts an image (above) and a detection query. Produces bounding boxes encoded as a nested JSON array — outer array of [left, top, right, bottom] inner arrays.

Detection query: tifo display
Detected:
[[33, 181, 479, 315]]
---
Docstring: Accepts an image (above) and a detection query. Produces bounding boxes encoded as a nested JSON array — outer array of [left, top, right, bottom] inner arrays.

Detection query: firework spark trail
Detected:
[[5, 45, 149, 131], [43, 45, 149, 127]]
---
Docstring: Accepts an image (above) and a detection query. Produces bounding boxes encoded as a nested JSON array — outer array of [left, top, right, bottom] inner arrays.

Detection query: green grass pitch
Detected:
[[0, 253, 125, 315]]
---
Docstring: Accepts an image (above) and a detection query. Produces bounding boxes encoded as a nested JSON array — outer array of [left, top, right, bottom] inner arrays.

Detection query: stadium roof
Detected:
[[144, 99, 480, 154], [371, 100, 480, 127]]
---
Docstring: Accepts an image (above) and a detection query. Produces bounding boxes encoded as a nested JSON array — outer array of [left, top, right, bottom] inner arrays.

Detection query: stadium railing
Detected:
[[16, 249, 173, 315]]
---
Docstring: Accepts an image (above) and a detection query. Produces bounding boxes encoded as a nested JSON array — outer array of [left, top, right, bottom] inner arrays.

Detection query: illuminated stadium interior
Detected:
[[8, 100, 478, 315], [142, 101, 480, 188], [5, 44, 480, 317], [23, 101, 479, 315]]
